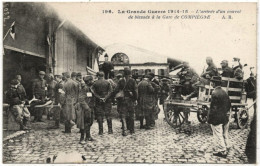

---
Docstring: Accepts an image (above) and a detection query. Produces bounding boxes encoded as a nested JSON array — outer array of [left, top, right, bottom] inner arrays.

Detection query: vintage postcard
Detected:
[[1, 1, 257, 164]]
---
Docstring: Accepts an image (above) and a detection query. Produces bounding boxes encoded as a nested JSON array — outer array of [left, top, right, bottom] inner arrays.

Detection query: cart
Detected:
[[164, 77, 249, 129]]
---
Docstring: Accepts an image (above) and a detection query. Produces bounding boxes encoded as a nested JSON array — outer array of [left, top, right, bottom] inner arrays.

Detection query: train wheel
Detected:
[[236, 107, 249, 129], [164, 106, 185, 128], [197, 106, 208, 123]]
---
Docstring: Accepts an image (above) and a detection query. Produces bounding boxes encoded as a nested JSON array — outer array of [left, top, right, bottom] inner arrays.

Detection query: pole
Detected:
[[3, 28, 11, 41]]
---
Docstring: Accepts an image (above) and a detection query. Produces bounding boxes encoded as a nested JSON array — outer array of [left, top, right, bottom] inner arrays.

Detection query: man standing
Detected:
[[75, 74, 94, 144], [32, 71, 47, 122], [137, 75, 154, 130], [48, 75, 64, 129], [220, 60, 234, 78], [147, 72, 160, 128], [6, 79, 31, 130], [92, 72, 113, 135], [46, 73, 57, 120], [15, 74, 27, 102], [207, 76, 231, 158], [101, 54, 114, 79], [159, 78, 170, 107], [114, 68, 138, 136], [62, 72, 78, 133]]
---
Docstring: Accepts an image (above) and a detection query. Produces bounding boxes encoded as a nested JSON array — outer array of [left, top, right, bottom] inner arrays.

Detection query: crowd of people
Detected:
[[5, 67, 170, 144], [4, 56, 256, 161]]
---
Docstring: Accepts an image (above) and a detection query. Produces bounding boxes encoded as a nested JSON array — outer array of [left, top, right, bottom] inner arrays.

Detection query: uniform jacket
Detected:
[[208, 86, 231, 125], [115, 78, 138, 101], [17, 84, 27, 101], [92, 78, 112, 101], [6, 87, 23, 106], [32, 78, 47, 99], [201, 64, 218, 79], [137, 80, 154, 110], [54, 80, 64, 104], [221, 66, 234, 78], [47, 80, 57, 100]]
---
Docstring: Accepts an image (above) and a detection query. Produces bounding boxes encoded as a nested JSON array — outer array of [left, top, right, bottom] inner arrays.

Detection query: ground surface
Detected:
[[3, 100, 254, 164]]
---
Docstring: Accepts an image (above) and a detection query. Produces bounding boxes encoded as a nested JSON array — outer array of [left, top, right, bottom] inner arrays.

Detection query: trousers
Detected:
[[211, 122, 230, 152]]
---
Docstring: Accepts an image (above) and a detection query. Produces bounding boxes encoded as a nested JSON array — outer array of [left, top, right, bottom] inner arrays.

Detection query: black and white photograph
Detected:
[[1, 1, 258, 164]]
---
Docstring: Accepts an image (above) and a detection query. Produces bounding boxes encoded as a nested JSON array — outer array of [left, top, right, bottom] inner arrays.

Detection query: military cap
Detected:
[[104, 54, 109, 58], [10, 79, 19, 85], [233, 57, 240, 62], [39, 71, 45, 75], [71, 72, 77, 77], [96, 71, 104, 77], [148, 72, 155, 77], [84, 75, 93, 81], [220, 60, 228, 64], [77, 72, 82, 77], [211, 76, 222, 82], [62, 72, 70, 78], [124, 67, 131, 76]]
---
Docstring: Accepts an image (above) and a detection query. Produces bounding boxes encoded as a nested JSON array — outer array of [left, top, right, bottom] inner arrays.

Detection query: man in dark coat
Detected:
[[137, 75, 154, 130], [75, 74, 95, 144], [101, 54, 114, 79], [62, 72, 79, 133], [92, 72, 113, 135], [46, 73, 57, 120], [48, 75, 64, 129], [232, 58, 244, 80], [220, 60, 234, 78], [147, 72, 160, 128], [201, 57, 219, 80], [207, 76, 231, 158], [114, 67, 138, 136], [6, 79, 31, 130], [159, 78, 170, 107], [32, 71, 47, 122]]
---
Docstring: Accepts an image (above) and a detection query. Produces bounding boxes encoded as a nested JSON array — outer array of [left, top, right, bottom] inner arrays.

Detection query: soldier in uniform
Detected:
[[62, 72, 79, 133], [92, 72, 113, 135], [6, 79, 31, 130], [147, 72, 160, 128], [32, 71, 47, 122], [46, 73, 57, 120], [220, 60, 234, 78], [201, 57, 219, 81], [48, 75, 64, 129], [137, 75, 154, 130], [15, 74, 27, 102], [114, 67, 138, 136], [159, 78, 170, 107], [75, 74, 95, 144], [101, 54, 114, 79], [232, 57, 243, 80]]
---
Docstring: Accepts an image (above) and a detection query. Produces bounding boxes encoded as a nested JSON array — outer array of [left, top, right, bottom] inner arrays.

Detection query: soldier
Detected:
[[15, 74, 27, 102], [220, 60, 234, 78], [48, 75, 64, 129], [159, 78, 170, 107], [92, 72, 113, 135], [147, 72, 160, 128], [46, 73, 57, 120], [200, 57, 219, 86], [32, 71, 47, 122], [114, 67, 138, 136], [62, 72, 78, 133], [71, 72, 78, 82], [75, 74, 95, 144], [137, 75, 154, 130], [232, 57, 243, 80], [101, 54, 114, 79], [6, 79, 31, 130]]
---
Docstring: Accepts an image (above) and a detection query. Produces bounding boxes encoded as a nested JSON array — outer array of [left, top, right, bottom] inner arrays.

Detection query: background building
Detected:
[[3, 2, 102, 98]]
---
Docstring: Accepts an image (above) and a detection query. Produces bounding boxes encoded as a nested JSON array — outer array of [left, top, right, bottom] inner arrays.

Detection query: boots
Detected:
[[79, 129, 85, 144], [145, 116, 151, 130], [85, 125, 94, 141], [22, 119, 31, 130], [121, 119, 127, 136], [126, 117, 130, 130], [63, 121, 71, 133], [129, 118, 135, 134], [97, 117, 103, 135], [107, 119, 113, 134]]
